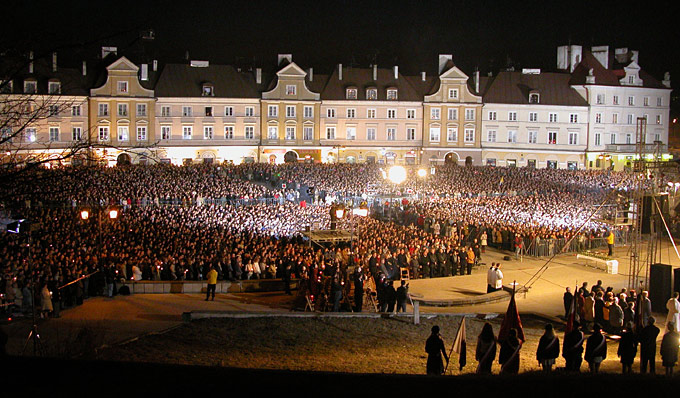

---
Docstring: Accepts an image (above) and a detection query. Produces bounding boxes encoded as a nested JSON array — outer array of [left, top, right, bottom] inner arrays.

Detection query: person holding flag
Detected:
[[584, 324, 607, 373], [499, 328, 522, 374], [425, 325, 449, 375], [445, 316, 467, 374], [536, 323, 559, 372], [562, 321, 584, 372]]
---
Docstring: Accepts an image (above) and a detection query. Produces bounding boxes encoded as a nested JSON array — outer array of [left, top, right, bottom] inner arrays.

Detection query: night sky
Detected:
[[3, 0, 679, 99]]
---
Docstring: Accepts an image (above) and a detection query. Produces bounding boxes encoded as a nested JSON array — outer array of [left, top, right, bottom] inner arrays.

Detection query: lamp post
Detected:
[[387, 166, 407, 222], [80, 206, 119, 284]]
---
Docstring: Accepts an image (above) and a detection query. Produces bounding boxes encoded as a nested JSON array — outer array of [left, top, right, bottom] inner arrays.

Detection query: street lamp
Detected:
[[80, 206, 120, 283], [386, 166, 407, 221]]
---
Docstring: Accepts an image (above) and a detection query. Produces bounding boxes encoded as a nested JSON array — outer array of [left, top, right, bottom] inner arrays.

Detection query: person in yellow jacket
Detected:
[[205, 265, 218, 301], [606, 230, 615, 257]]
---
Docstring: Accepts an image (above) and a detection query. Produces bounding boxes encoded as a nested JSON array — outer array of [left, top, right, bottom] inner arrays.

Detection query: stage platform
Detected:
[[300, 229, 353, 246]]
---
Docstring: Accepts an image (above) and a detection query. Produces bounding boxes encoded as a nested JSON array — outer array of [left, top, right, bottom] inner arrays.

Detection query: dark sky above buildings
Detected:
[[3, 0, 679, 92]]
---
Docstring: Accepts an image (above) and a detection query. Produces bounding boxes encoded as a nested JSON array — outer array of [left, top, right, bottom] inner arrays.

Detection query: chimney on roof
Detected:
[[373, 64, 377, 81], [393, 66, 398, 79], [308, 68, 313, 81], [29, 51, 34, 74], [82, 61, 87, 76], [153, 60, 158, 72], [52, 52, 57, 72], [438, 54, 452, 74], [631, 50, 639, 64], [421, 71, 426, 81], [663, 72, 671, 88], [141, 64, 149, 81], [474, 69, 480, 93], [556, 45, 581, 73], [591, 45, 609, 69], [338, 64, 342, 80], [185, 50, 190, 61], [277, 54, 292, 65], [586, 68, 595, 84], [615, 48, 629, 63], [256, 68, 262, 84]]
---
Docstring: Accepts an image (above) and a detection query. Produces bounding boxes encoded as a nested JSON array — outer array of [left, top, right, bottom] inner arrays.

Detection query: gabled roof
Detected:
[[570, 50, 667, 89], [319, 66, 422, 101], [155, 63, 259, 98], [483, 71, 588, 106]]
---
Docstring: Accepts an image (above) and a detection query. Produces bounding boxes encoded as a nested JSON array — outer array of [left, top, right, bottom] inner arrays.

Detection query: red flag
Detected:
[[498, 291, 525, 343], [565, 286, 580, 333]]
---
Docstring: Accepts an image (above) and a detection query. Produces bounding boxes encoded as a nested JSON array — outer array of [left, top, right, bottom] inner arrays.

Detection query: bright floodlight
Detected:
[[335, 209, 345, 219], [388, 166, 407, 184], [80, 210, 89, 220], [417, 168, 427, 178], [109, 209, 118, 219], [352, 208, 368, 217]]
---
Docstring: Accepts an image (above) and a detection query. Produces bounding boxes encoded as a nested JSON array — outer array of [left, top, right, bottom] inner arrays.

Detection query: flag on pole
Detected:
[[453, 316, 467, 370], [565, 285, 580, 333], [498, 288, 525, 343]]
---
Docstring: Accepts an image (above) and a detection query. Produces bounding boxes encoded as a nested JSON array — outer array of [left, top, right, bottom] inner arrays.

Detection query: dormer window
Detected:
[[529, 93, 540, 104], [202, 84, 214, 96], [117, 81, 128, 93], [386, 89, 398, 100], [0, 80, 11, 93], [628, 76, 635, 85], [448, 88, 458, 99], [286, 85, 296, 95], [346, 88, 357, 99], [24, 80, 37, 94], [366, 88, 377, 100], [48, 80, 61, 94]]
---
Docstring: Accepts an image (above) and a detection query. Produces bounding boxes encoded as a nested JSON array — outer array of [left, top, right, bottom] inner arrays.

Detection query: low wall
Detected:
[[120, 279, 299, 294]]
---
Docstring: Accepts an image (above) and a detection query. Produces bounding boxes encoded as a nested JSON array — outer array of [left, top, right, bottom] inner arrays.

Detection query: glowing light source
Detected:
[[109, 209, 118, 219], [80, 210, 89, 220], [417, 168, 427, 178], [388, 166, 407, 184], [352, 208, 368, 217], [335, 209, 345, 219]]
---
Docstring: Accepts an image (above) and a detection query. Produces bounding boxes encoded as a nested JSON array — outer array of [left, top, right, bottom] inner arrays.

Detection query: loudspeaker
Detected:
[[674, 268, 680, 296], [642, 195, 670, 234], [650, 263, 672, 312]]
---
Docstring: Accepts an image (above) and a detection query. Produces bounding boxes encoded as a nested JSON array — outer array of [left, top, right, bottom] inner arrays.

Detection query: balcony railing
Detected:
[[605, 143, 667, 153]]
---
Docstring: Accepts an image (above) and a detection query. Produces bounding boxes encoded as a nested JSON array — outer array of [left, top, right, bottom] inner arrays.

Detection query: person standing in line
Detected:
[[583, 292, 595, 332], [475, 322, 497, 374], [425, 325, 449, 375], [665, 292, 680, 332], [353, 266, 364, 312], [584, 324, 607, 374], [493, 263, 503, 292], [499, 328, 521, 374], [661, 322, 680, 376], [640, 291, 653, 327], [480, 231, 488, 253], [396, 280, 409, 313], [205, 265, 217, 301], [563, 321, 584, 372], [617, 322, 637, 374], [563, 287, 574, 319], [639, 316, 660, 374], [536, 324, 559, 372]]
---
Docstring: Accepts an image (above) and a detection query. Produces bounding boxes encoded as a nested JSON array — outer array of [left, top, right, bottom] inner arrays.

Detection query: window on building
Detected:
[[644, 97, 649, 106], [224, 126, 233, 139], [628, 96, 634, 106], [507, 159, 517, 167], [569, 114, 578, 123], [610, 133, 617, 145], [568, 131, 578, 145], [612, 113, 618, 124], [655, 133, 660, 142], [117, 81, 128, 93], [48, 81, 61, 94], [137, 126, 147, 141], [0, 80, 12, 93], [595, 132, 601, 146], [386, 89, 398, 100], [72, 127, 82, 141], [268, 126, 278, 139], [656, 115, 662, 125], [137, 104, 147, 117], [158, 106, 169, 117], [304, 106, 313, 118], [118, 126, 129, 141], [507, 130, 517, 143], [49, 105, 59, 116], [429, 127, 440, 142], [24, 80, 37, 94], [387, 127, 396, 141], [529, 112, 538, 122], [486, 129, 496, 142], [595, 113, 602, 123], [366, 88, 377, 100], [71, 105, 81, 116], [367, 109, 376, 118], [549, 113, 558, 123], [628, 76, 635, 84], [347, 108, 355, 118], [182, 106, 192, 117], [596, 94, 605, 104], [657, 97, 662, 107], [406, 128, 416, 141], [548, 131, 557, 144], [99, 103, 109, 116], [98, 126, 109, 141], [347, 127, 356, 140], [285, 126, 295, 140], [387, 109, 396, 119], [1, 127, 12, 143], [613, 95, 619, 105], [528, 130, 537, 144], [488, 111, 496, 121], [346, 88, 357, 99], [486, 158, 496, 166], [286, 105, 295, 118], [366, 127, 376, 141], [31, 127, 42, 142], [245, 107, 255, 117], [286, 85, 296, 95], [201, 107, 212, 117], [268, 105, 278, 117], [202, 84, 214, 96], [446, 108, 458, 121], [326, 108, 336, 118], [448, 127, 458, 142], [224, 106, 233, 117], [161, 126, 171, 140], [464, 128, 475, 143], [508, 111, 517, 122], [448, 88, 458, 99], [547, 160, 557, 169], [465, 109, 475, 120], [325, 126, 335, 140], [627, 114, 634, 124], [245, 126, 255, 139], [118, 104, 128, 117], [407, 109, 416, 119], [431, 108, 440, 120], [183, 126, 193, 139], [303, 126, 313, 141], [529, 93, 540, 104], [626, 133, 632, 144]]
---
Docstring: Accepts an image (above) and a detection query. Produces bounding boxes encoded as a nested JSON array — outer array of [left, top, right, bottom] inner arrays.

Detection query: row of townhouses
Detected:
[[0, 45, 672, 170]]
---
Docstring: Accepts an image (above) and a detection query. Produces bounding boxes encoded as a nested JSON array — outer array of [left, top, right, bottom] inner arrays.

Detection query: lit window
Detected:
[[268, 126, 278, 139], [448, 127, 458, 142], [464, 128, 474, 142], [117, 81, 128, 93], [366, 88, 377, 100], [346, 88, 357, 99], [386, 89, 398, 100], [285, 126, 295, 140], [303, 126, 313, 141], [286, 85, 296, 95], [429, 127, 440, 142], [204, 126, 214, 139], [202, 85, 214, 96], [183, 126, 193, 139], [137, 126, 147, 141], [161, 126, 171, 140], [98, 126, 109, 141], [347, 127, 356, 140], [224, 126, 234, 139], [118, 126, 129, 141]]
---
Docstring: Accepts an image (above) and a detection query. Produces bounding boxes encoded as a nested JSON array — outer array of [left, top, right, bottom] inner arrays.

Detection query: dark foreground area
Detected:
[[4, 356, 679, 396]]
